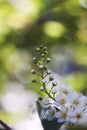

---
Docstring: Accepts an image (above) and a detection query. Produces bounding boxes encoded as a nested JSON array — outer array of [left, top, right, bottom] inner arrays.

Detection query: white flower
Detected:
[[55, 107, 69, 123], [51, 87, 57, 94], [69, 109, 86, 123], [70, 92, 85, 108], [55, 94, 68, 107], [46, 107, 57, 121], [42, 98, 50, 105], [59, 84, 73, 95], [39, 83, 87, 125]]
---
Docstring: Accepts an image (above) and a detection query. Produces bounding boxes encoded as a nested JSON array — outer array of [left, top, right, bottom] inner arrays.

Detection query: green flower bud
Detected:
[[43, 50, 48, 55], [43, 46, 47, 51], [46, 58, 51, 63], [41, 53, 45, 58]]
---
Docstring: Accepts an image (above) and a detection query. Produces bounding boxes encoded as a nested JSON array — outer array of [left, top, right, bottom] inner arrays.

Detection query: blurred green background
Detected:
[[0, 0, 87, 129]]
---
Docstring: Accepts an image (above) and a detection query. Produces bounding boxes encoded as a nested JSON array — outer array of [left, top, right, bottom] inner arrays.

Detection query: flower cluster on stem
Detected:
[[31, 45, 87, 125]]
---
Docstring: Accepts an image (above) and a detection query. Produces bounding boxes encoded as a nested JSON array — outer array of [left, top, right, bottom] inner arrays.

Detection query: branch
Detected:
[[0, 120, 13, 130]]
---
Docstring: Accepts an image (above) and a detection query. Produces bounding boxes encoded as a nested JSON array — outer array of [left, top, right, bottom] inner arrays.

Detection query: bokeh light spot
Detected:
[[43, 21, 65, 38]]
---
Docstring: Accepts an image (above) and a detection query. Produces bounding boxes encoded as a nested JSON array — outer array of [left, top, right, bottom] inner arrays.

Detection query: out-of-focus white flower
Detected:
[[42, 98, 50, 105], [58, 84, 73, 95], [51, 87, 57, 94], [55, 94, 68, 107]]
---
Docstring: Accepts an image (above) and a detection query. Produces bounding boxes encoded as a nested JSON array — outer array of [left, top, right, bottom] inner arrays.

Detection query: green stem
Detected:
[[40, 68, 55, 101]]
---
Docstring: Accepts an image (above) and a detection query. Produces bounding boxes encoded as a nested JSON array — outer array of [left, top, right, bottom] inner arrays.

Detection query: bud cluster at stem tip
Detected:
[[31, 44, 57, 101]]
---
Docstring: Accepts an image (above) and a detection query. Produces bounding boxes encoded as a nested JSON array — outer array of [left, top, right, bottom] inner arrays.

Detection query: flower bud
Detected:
[[43, 46, 47, 51], [52, 82, 57, 86], [33, 57, 37, 63], [52, 87, 57, 94], [40, 44, 43, 49], [41, 53, 45, 58], [43, 65, 48, 70], [38, 96, 43, 101], [40, 86, 44, 91], [42, 98, 50, 105], [35, 47, 40, 52], [32, 79, 36, 83], [42, 80, 46, 84], [39, 65, 44, 69], [31, 69, 36, 74], [47, 69, 51, 74], [49, 76, 54, 81], [46, 58, 51, 63], [43, 50, 48, 55]]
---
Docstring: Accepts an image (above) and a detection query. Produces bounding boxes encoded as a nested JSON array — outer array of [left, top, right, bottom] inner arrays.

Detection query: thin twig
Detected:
[[0, 120, 13, 130]]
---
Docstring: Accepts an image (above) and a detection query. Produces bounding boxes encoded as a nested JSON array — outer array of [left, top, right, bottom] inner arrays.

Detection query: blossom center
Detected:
[[76, 113, 82, 119], [61, 112, 67, 118], [73, 100, 79, 105], [63, 90, 68, 94], [50, 110, 56, 116], [59, 99, 66, 104]]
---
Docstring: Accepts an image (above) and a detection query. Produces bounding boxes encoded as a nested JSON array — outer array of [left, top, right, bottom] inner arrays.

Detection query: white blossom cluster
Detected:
[[41, 84, 87, 124]]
